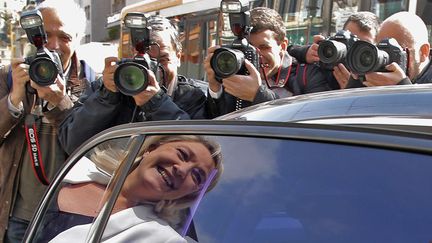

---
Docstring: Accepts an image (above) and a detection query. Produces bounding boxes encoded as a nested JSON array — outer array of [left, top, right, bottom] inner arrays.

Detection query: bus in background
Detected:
[[118, 0, 432, 81]]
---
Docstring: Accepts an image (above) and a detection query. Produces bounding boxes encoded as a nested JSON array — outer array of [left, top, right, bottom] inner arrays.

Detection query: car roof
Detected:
[[216, 84, 432, 122]]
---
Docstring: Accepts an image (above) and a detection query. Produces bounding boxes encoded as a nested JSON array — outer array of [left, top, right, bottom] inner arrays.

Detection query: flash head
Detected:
[[20, 9, 46, 48], [221, 0, 249, 13], [124, 12, 151, 54], [124, 12, 148, 29]]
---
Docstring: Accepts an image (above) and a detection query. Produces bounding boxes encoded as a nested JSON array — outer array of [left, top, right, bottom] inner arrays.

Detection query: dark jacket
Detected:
[[0, 57, 93, 240], [58, 75, 207, 155], [206, 51, 333, 118]]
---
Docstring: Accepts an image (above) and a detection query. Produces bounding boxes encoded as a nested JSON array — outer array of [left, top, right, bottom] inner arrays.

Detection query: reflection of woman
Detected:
[[48, 135, 223, 242]]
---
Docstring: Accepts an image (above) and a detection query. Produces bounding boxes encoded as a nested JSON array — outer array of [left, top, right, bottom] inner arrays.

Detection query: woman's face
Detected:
[[130, 141, 215, 202]]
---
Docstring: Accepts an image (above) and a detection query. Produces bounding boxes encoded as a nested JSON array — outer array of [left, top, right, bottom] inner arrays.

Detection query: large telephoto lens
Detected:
[[347, 40, 390, 75], [29, 57, 58, 86], [210, 47, 245, 79], [318, 40, 348, 65], [114, 62, 149, 96]]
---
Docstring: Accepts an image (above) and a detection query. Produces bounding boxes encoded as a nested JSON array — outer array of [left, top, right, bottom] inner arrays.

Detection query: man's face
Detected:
[[344, 21, 375, 44], [249, 30, 286, 79], [41, 8, 79, 70], [376, 22, 419, 80], [148, 31, 180, 87]]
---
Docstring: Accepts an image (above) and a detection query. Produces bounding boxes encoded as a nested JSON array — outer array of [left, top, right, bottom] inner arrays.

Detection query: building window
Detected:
[[85, 34, 91, 43]]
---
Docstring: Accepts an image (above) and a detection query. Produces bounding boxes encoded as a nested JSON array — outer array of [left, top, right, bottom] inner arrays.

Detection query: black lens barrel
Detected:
[[210, 47, 245, 79], [114, 61, 149, 96], [346, 40, 390, 75]]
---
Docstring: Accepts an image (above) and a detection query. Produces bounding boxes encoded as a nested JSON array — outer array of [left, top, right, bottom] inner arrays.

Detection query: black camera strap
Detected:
[[24, 113, 50, 185]]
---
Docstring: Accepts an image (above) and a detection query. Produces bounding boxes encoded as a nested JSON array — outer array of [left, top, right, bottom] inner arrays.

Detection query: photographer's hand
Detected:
[[305, 35, 324, 63], [204, 46, 222, 93], [133, 70, 161, 106], [363, 63, 407, 86], [222, 60, 261, 102], [333, 63, 351, 89], [31, 75, 66, 106], [9, 58, 30, 107], [103, 57, 120, 92]]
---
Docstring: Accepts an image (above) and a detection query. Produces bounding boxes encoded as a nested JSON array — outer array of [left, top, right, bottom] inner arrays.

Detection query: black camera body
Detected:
[[20, 10, 63, 86], [346, 38, 408, 75], [318, 30, 359, 70], [210, 0, 260, 82], [114, 12, 165, 96]]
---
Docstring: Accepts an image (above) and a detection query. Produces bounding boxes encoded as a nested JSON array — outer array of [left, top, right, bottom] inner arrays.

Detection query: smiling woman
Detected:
[[38, 135, 223, 243]]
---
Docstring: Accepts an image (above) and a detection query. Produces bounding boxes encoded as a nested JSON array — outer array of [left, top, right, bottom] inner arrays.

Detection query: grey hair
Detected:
[[37, 0, 86, 41], [343, 11, 381, 38], [148, 15, 182, 53]]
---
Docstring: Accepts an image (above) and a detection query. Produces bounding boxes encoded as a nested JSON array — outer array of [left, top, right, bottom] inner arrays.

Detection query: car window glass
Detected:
[[32, 137, 131, 242], [30, 134, 432, 242], [191, 136, 432, 243]]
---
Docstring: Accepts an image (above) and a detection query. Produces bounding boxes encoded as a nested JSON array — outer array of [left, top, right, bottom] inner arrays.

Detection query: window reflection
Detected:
[[193, 136, 432, 242]]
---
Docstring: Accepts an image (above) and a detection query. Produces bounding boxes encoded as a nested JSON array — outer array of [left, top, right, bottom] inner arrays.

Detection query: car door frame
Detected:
[[22, 120, 432, 242]]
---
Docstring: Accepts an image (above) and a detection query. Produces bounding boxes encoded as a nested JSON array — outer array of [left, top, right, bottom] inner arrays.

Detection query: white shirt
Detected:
[[50, 205, 187, 243]]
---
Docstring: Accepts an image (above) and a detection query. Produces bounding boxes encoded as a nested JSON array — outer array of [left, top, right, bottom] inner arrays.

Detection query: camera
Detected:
[[317, 30, 359, 70], [210, 0, 259, 81], [20, 9, 63, 86], [114, 13, 164, 96], [346, 38, 408, 75]]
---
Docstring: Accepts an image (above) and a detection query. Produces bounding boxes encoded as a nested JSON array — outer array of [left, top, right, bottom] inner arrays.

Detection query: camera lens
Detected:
[[210, 48, 244, 79], [322, 46, 334, 59], [359, 50, 374, 67], [114, 62, 149, 96], [347, 40, 390, 75], [29, 57, 58, 86], [318, 40, 347, 64]]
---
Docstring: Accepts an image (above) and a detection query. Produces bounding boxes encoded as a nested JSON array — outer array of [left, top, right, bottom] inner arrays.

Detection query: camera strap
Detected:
[[24, 114, 50, 185]]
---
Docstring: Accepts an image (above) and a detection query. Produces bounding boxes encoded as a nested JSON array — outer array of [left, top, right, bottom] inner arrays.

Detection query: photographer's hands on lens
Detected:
[[362, 62, 407, 86], [11, 58, 67, 108], [102, 56, 161, 106], [132, 69, 160, 106], [220, 59, 261, 101], [30, 75, 66, 107], [103, 56, 120, 93], [205, 45, 261, 102], [204, 46, 222, 93], [10, 58, 30, 107]]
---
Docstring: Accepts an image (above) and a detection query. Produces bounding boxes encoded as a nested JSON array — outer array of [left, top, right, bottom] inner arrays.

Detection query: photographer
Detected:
[[205, 6, 331, 117], [349, 11, 431, 87], [58, 16, 208, 155], [0, 0, 94, 242], [289, 11, 380, 89]]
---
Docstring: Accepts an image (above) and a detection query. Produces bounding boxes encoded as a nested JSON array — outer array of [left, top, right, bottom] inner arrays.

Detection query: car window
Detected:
[[32, 137, 131, 242], [29, 133, 432, 242], [191, 136, 432, 243]]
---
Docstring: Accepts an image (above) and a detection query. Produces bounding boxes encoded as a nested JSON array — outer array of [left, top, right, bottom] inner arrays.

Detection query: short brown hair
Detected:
[[343, 11, 380, 37], [250, 7, 286, 43]]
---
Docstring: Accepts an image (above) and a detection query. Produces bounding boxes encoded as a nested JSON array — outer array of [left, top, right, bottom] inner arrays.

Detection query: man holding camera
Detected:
[[0, 1, 93, 242], [205, 7, 331, 117], [58, 15, 208, 155], [289, 11, 381, 89], [349, 11, 431, 87]]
